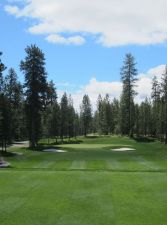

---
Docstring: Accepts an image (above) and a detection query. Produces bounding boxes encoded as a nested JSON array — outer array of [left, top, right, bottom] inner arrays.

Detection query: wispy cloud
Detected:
[[46, 34, 85, 45], [4, 0, 167, 46]]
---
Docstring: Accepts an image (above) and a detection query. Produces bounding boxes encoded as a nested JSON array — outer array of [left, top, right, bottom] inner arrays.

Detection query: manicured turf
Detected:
[[0, 136, 167, 225]]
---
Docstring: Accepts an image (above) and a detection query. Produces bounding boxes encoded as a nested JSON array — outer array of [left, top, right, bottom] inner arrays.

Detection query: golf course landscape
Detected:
[[0, 136, 167, 225], [2, 1, 167, 224]]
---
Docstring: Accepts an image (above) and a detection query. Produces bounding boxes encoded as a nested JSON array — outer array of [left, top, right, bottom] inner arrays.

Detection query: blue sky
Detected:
[[1, 0, 167, 107]]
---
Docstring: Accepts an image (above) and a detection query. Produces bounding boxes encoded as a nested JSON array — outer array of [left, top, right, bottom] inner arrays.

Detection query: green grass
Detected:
[[0, 136, 167, 225]]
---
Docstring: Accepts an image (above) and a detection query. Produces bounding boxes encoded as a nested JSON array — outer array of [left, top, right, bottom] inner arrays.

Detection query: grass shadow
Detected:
[[133, 136, 155, 143]]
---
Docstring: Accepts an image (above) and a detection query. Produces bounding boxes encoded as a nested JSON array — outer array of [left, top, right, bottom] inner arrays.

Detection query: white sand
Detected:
[[112, 147, 136, 152], [10, 141, 29, 148], [0, 162, 10, 168], [43, 149, 67, 153], [13, 152, 24, 156]]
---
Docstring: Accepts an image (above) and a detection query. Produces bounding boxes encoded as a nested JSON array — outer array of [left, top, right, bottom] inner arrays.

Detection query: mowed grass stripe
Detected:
[[132, 156, 160, 170], [32, 161, 55, 168], [86, 160, 108, 170], [106, 159, 125, 170], [0, 171, 167, 225], [70, 160, 86, 170]]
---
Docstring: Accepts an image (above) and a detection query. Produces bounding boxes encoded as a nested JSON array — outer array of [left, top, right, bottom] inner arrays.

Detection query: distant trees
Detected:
[[0, 95, 10, 151], [160, 66, 167, 143], [3, 46, 167, 150], [151, 76, 161, 137], [0, 53, 6, 92], [0, 52, 9, 151], [5, 68, 24, 140], [96, 94, 115, 135], [80, 95, 92, 136], [20, 45, 48, 148], [47, 101, 60, 143]]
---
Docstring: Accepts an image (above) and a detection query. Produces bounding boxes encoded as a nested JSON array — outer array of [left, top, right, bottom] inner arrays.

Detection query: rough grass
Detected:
[[0, 136, 167, 225]]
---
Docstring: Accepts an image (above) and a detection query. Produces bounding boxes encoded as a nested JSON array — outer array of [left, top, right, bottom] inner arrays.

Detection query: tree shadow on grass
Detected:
[[42, 139, 83, 146], [0, 150, 20, 157], [86, 135, 100, 139], [133, 136, 155, 143]]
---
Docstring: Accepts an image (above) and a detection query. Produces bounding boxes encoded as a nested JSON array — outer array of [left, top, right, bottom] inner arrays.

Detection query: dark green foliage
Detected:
[[0, 52, 6, 93], [0, 52, 9, 151], [138, 98, 152, 136], [2, 46, 167, 146], [67, 95, 76, 139], [20, 45, 48, 148], [45, 102, 60, 142], [151, 76, 161, 137], [96, 94, 115, 135], [120, 53, 138, 137], [60, 93, 69, 140], [4, 68, 25, 140], [46, 80, 57, 106], [80, 94, 92, 136], [160, 66, 167, 143], [0, 94, 10, 151], [42, 80, 59, 141]]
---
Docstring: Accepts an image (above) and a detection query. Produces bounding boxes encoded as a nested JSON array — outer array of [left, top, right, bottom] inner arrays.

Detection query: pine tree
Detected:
[[97, 95, 106, 134], [73, 112, 81, 138], [139, 98, 152, 136], [0, 95, 10, 151], [151, 76, 161, 137], [60, 93, 69, 141], [42, 80, 58, 140], [68, 95, 75, 140], [112, 98, 120, 134], [46, 101, 60, 143], [5, 68, 24, 141], [104, 94, 113, 134], [20, 45, 47, 148], [80, 95, 92, 136], [120, 53, 138, 137], [161, 65, 167, 143], [0, 52, 6, 93], [134, 104, 140, 137], [46, 80, 57, 106], [0, 52, 7, 151]]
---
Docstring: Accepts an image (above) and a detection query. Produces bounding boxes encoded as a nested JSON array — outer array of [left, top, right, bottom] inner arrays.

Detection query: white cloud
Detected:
[[5, 5, 20, 15], [56, 65, 166, 110], [46, 34, 85, 45], [4, 0, 167, 46]]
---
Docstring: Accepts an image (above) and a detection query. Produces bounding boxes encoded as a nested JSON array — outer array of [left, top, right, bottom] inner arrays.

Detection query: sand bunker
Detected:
[[0, 161, 10, 168], [112, 147, 136, 152], [10, 141, 29, 148], [13, 152, 24, 156], [43, 149, 67, 153]]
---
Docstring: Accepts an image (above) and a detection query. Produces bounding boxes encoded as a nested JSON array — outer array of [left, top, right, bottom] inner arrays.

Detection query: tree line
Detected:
[[1, 45, 167, 150]]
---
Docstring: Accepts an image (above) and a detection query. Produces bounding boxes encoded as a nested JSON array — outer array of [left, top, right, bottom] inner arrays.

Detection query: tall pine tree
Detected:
[[120, 53, 138, 137], [20, 45, 47, 148]]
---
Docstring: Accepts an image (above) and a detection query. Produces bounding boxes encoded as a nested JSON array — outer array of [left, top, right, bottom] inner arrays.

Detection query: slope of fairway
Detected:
[[4, 136, 167, 172], [0, 136, 167, 225]]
